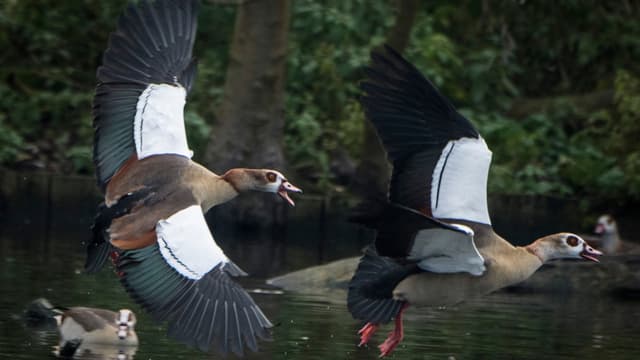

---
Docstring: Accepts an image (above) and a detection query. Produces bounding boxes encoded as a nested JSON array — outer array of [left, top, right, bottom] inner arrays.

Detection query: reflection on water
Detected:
[[3, 224, 640, 360], [54, 343, 137, 360], [1, 172, 640, 359]]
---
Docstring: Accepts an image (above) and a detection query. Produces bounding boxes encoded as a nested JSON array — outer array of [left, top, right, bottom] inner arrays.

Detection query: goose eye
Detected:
[[566, 235, 579, 247], [266, 172, 277, 182]]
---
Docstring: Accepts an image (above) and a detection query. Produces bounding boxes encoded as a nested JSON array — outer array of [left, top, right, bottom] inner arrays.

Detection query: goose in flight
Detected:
[[86, 0, 301, 355], [347, 45, 602, 357]]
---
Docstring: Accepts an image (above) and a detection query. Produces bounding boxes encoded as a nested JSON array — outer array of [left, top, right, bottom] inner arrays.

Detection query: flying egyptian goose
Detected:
[[86, 0, 301, 356], [25, 298, 138, 348], [347, 46, 603, 357]]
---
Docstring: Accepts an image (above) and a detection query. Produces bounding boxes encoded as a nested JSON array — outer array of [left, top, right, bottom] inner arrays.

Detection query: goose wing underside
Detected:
[[93, 0, 199, 191], [375, 203, 486, 276], [116, 205, 272, 356]]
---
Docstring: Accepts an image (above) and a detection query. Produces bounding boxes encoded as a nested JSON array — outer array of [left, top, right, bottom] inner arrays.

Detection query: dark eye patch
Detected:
[[266, 172, 277, 182], [566, 235, 579, 247]]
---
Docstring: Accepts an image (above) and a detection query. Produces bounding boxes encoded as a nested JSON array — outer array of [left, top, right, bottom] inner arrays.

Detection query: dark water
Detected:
[[1, 172, 640, 359]]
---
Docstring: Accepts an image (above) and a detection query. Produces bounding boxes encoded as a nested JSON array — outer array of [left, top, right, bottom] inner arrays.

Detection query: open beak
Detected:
[[278, 181, 302, 206], [580, 243, 603, 262], [594, 223, 604, 234]]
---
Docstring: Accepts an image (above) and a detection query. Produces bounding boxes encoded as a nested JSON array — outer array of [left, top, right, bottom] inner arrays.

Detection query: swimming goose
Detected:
[[25, 298, 138, 347], [589, 214, 640, 254], [347, 45, 602, 357], [86, 0, 301, 356]]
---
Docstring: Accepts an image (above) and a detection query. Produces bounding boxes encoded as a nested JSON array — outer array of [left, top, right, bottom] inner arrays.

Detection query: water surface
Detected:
[[1, 172, 640, 359]]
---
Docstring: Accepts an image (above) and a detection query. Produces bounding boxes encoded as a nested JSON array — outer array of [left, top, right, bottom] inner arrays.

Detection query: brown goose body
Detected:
[[87, 0, 301, 356], [347, 46, 602, 357], [104, 155, 239, 250], [106, 155, 238, 209], [393, 227, 541, 306]]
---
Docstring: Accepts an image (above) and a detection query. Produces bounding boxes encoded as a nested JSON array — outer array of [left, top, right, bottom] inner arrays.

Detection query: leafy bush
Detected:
[[0, 0, 638, 210]]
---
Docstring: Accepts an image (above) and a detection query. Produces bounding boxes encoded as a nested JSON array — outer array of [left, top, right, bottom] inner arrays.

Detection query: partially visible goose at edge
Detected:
[[347, 46, 603, 357], [86, 0, 301, 356], [587, 214, 640, 255], [25, 298, 138, 351]]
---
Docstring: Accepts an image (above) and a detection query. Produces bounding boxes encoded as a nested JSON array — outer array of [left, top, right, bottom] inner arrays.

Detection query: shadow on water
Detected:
[[1, 171, 640, 359]]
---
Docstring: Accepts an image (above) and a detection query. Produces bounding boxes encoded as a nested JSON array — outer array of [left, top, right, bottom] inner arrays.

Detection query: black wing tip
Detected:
[[347, 249, 406, 324], [360, 42, 480, 144], [117, 245, 272, 355], [165, 271, 273, 356], [97, 0, 200, 86]]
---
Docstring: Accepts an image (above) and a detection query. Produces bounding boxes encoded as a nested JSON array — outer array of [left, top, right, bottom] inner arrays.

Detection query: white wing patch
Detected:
[[431, 137, 492, 225], [134, 83, 193, 160], [409, 223, 486, 276], [156, 205, 229, 280]]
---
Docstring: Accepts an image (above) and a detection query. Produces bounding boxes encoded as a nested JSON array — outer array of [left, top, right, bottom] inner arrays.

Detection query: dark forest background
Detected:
[[1, 0, 639, 218]]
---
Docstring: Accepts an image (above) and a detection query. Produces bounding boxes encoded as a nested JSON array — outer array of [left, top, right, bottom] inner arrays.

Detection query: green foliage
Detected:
[[184, 110, 211, 162], [0, 0, 638, 209], [0, 0, 127, 172], [608, 70, 640, 198], [284, 0, 391, 191], [0, 0, 231, 172], [400, 0, 640, 207], [0, 118, 22, 163]]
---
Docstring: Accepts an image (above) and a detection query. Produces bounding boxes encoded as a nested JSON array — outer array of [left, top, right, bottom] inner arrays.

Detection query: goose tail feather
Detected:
[[347, 247, 414, 324]]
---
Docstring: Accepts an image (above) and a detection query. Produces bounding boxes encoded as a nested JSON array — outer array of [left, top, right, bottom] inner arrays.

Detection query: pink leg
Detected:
[[110, 251, 119, 264], [378, 303, 409, 357], [358, 322, 379, 347], [110, 251, 124, 278]]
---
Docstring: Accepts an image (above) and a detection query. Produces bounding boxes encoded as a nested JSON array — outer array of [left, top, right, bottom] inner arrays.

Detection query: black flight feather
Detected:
[[351, 201, 469, 258], [359, 45, 480, 212], [93, 0, 199, 190], [347, 247, 416, 324], [117, 244, 272, 356]]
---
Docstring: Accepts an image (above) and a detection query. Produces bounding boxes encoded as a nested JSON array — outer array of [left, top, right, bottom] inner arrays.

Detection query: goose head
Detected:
[[224, 169, 302, 206], [594, 214, 617, 235], [529, 233, 603, 263], [116, 309, 136, 340]]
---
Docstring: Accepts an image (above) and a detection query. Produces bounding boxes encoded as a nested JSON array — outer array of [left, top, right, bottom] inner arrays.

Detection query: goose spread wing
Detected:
[[360, 46, 493, 225], [93, 0, 199, 191], [117, 205, 272, 356], [374, 203, 485, 276]]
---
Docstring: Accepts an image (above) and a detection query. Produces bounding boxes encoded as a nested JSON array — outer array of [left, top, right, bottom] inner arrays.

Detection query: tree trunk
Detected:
[[205, 0, 290, 227], [351, 0, 420, 199]]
